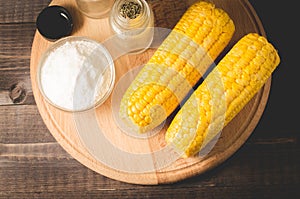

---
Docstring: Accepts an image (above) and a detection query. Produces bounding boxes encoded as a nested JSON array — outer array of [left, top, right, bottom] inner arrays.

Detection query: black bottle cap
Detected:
[[36, 5, 73, 41]]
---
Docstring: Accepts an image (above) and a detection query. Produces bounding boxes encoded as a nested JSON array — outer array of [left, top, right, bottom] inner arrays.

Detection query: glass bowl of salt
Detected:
[[36, 36, 115, 112]]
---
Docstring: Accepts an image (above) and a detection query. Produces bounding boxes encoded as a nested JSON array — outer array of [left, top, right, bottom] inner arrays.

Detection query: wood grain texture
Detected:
[[29, 0, 273, 185], [0, 23, 38, 106], [0, 105, 54, 143], [0, 0, 51, 23], [0, 0, 299, 198], [1, 137, 299, 198]]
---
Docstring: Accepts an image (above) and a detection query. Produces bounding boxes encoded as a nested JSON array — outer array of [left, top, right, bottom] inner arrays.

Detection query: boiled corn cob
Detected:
[[165, 33, 281, 157], [119, 1, 235, 133]]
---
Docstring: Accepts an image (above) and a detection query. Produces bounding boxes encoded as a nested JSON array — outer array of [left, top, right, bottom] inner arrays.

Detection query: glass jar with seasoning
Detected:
[[76, 0, 115, 19], [109, 0, 154, 54]]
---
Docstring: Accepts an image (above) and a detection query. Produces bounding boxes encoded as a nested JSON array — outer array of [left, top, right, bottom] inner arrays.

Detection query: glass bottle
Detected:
[[109, 0, 154, 54], [76, 0, 115, 19]]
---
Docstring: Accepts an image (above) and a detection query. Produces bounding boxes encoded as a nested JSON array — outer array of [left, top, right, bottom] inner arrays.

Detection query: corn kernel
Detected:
[[166, 33, 281, 157], [119, 1, 235, 133]]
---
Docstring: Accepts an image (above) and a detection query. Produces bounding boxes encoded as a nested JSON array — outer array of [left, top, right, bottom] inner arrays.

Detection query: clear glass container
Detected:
[[109, 0, 154, 54], [76, 0, 115, 19], [37, 36, 115, 112]]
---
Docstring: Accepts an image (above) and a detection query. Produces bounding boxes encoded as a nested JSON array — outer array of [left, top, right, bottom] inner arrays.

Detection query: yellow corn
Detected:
[[165, 33, 281, 157], [119, 1, 235, 133]]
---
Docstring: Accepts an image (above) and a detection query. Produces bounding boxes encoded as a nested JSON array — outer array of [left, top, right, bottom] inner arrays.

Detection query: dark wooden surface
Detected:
[[0, 0, 299, 198]]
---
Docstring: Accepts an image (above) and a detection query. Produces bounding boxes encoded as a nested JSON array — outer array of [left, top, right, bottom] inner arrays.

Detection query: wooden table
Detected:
[[0, 0, 299, 198]]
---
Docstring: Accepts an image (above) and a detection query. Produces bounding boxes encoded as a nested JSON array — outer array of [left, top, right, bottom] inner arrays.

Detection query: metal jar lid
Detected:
[[36, 5, 73, 41]]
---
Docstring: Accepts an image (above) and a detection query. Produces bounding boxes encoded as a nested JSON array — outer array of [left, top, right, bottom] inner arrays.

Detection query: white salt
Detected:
[[40, 39, 113, 111]]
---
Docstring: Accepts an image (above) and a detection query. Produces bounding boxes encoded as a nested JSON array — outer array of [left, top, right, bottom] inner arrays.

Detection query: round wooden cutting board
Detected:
[[30, 0, 271, 185]]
